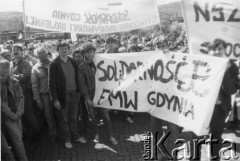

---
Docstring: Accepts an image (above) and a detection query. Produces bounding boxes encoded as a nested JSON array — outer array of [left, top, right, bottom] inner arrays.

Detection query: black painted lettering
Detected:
[[175, 62, 190, 92], [148, 91, 156, 105], [212, 4, 225, 21], [97, 60, 108, 81], [226, 42, 233, 57], [200, 42, 209, 54], [173, 96, 183, 113], [194, 2, 210, 22], [228, 8, 240, 22], [164, 94, 175, 110], [108, 91, 123, 107], [191, 60, 210, 97], [97, 89, 111, 105], [233, 43, 240, 57], [123, 91, 138, 110], [114, 61, 119, 81], [156, 92, 165, 108]]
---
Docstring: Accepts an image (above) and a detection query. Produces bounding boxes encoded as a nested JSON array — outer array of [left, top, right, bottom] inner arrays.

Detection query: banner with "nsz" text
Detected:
[[24, 0, 160, 34], [181, 0, 240, 59], [93, 51, 228, 136]]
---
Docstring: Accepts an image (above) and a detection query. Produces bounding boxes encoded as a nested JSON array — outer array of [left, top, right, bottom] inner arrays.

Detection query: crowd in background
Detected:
[[1, 28, 240, 161]]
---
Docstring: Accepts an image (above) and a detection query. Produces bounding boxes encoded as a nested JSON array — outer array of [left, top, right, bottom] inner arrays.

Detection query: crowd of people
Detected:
[[0, 31, 239, 161]]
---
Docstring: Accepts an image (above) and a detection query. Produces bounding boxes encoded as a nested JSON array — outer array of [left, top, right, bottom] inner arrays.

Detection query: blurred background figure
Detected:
[[0, 48, 12, 61]]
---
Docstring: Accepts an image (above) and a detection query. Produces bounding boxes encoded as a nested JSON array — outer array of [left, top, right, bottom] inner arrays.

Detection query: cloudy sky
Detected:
[[0, 0, 180, 12]]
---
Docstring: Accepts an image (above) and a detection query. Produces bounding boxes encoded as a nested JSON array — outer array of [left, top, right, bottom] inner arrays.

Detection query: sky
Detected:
[[0, 0, 180, 12]]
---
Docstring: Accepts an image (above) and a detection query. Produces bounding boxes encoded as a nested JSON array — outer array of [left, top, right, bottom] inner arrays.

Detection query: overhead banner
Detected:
[[93, 51, 228, 135], [24, 0, 160, 34], [181, 0, 240, 59]]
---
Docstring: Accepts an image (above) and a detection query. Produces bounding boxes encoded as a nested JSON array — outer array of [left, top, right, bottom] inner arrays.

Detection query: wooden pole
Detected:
[[22, 0, 27, 39]]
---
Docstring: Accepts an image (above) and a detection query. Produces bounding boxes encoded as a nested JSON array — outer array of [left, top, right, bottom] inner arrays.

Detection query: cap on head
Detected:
[[208, 38, 227, 51]]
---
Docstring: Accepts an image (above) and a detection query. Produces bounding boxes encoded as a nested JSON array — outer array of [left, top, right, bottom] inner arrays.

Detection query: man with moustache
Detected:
[[10, 44, 41, 140]]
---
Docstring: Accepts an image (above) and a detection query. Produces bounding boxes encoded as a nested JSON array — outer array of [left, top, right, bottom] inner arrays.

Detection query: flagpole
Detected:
[[22, 0, 26, 40], [154, 0, 164, 35]]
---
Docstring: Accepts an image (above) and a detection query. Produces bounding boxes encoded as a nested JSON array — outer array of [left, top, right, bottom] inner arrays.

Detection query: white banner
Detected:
[[181, 0, 240, 59], [93, 51, 228, 135], [24, 0, 160, 34]]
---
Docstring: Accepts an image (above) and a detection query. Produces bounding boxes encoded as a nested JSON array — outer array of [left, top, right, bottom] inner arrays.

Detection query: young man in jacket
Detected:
[[78, 42, 118, 145], [208, 38, 239, 161], [49, 42, 87, 149]]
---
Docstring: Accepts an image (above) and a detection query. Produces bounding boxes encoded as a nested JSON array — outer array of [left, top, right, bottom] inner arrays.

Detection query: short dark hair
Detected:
[[130, 35, 138, 42], [72, 48, 83, 58], [208, 38, 227, 51], [106, 37, 117, 44], [80, 43, 96, 55], [57, 42, 70, 51], [153, 36, 168, 49], [127, 45, 138, 52]]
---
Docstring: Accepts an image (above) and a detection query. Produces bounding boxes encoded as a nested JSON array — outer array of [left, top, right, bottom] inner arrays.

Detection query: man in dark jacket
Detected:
[[208, 38, 239, 161], [78, 42, 118, 145], [1, 59, 28, 161], [10, 44, 41, 140], [49, 42, 87, 149]]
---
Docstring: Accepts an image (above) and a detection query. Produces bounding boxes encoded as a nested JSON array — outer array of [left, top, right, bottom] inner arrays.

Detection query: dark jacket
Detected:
[[10, 57, 32, 91], [1, 76, 24, 120], [78, 62, 96, 100], [218, 61, 239, 116], [48, 56, 79, 106]]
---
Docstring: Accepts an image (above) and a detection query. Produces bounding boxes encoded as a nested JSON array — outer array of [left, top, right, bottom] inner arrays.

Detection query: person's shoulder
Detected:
[[78, 62, 88, 72], [78, 62, 86, 69], [32, 62, 41, 70], [230, 60, 238, 70], [19, 59, 32, 68], [68, 56, 75, 62], [50, 56, 60, 64], [68, 56, 78, 66]]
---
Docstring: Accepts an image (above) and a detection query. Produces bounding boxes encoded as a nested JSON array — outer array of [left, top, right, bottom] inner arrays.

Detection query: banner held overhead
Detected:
[[24, 0, 160, 34], [181, 0, 240, 59]]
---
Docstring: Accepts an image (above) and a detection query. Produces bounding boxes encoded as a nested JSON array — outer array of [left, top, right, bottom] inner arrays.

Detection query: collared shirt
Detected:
[[31, 60, 50, 103], [60, 58, 77, 92]]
